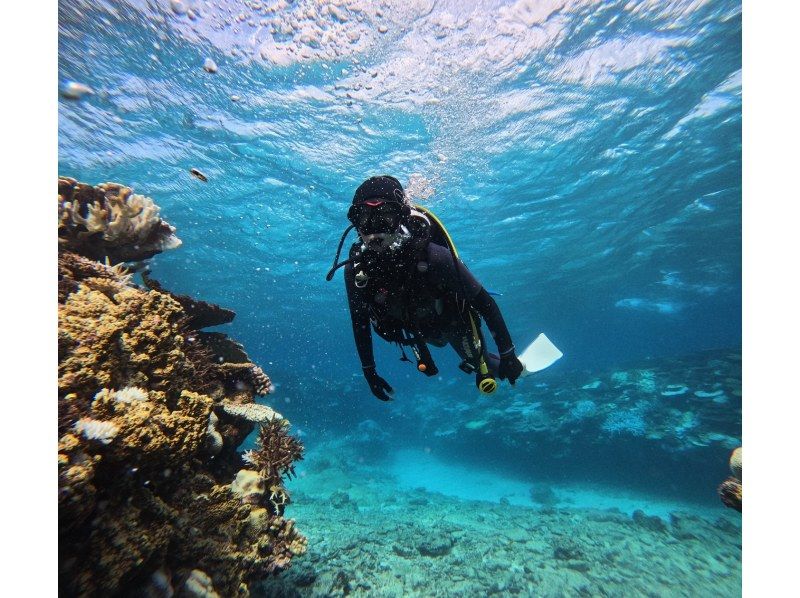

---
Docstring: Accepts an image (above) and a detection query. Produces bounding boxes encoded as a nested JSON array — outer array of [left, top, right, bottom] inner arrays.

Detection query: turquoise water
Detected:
[[59, 0, 741, 595]]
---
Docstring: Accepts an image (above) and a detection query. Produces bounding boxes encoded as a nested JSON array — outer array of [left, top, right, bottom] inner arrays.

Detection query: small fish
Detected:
[[190, 168, 208, 182], [60, 81, 94, 100], [203, 58, 218, 73]]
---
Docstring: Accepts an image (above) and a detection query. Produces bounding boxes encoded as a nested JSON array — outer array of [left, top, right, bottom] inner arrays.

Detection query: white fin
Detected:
[[519, 333, 563, 376]]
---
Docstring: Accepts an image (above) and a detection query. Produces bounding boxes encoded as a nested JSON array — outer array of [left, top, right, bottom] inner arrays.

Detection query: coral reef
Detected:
[[224, 401, 283, 424], [58, 178, 305, 596], [718, 446, 742, 512], [729, 446, 742, 480], [718, 478, 742, 512], [255, 458, 742, 598], [58, 177, 181, 264]]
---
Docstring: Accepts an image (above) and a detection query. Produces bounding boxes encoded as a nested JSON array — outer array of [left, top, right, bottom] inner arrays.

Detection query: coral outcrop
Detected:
[[58, 177, 182, 264], [718, 446, 742, 512], [58, 177, 306, 597]]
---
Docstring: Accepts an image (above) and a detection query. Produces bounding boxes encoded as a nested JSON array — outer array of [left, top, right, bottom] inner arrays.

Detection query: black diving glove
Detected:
[[363, 366, 394, 401], [498, 348, 524, 385]]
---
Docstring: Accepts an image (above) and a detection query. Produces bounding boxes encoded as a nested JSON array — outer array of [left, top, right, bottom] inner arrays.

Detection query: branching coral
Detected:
[[249, 419, 305, 485], [217, 362, 274, 396], [601, 409, 647, 436], [232, 420, 304, 516], [58, 177, 181, 264], [58, 250, 134, 303]]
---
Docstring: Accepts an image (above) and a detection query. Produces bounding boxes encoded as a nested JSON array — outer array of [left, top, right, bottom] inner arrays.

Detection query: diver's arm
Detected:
[[470, 287, 514, 355], [344, 263, 376, 368], [470, 286, 523, 383], [344, 263, 394, 401]]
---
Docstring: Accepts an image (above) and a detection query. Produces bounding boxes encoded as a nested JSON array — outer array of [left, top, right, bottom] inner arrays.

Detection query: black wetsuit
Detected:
[[344, 241, 514, 374]]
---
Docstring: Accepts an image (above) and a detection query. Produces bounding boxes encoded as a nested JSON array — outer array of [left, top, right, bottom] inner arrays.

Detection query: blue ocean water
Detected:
[[59, 0, 741, 594]]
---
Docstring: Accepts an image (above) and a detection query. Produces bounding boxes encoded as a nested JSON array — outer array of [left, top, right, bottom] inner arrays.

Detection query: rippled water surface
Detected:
[[59, 0, 741, 377]]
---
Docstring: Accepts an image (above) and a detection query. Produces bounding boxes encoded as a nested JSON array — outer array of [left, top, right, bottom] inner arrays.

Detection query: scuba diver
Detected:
[[326, 175, 524, 401]]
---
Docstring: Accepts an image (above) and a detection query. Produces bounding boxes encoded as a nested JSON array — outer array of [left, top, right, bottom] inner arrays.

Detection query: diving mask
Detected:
[[349, 200, 403, 235]]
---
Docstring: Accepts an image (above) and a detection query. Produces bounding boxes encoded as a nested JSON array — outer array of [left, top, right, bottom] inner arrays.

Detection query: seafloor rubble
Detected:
[[58, 178, 306, 597], [254, 444, 742, 598]]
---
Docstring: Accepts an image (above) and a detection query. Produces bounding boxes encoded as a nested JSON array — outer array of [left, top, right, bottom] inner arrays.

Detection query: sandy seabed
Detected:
[[255, 448, 741, 597]]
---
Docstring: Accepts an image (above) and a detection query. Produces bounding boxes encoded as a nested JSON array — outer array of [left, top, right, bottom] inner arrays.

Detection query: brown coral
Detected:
[[58, 284, 194, 398], [718, 477, 742, 512], [90, 388, 213, 465], [142, 272, 236, 329]]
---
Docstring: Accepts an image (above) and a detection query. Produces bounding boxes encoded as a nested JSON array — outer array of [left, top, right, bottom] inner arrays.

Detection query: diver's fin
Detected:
[[519, 333, 563, 376]]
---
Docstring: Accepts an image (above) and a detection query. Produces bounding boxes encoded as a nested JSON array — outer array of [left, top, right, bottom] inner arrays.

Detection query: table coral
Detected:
[[58, 176, 181, 264]]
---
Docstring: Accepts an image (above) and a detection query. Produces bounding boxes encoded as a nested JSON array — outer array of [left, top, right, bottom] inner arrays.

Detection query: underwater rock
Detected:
[[417, 532, 455, 557], [669, 512, 700, 541], [552, 537, 585, 560], [329, 490, 354, 510], [529, 483, 559, 507], [631, 510, 668, 533], [58, 189, 306, 596], [58, 177, 181, 264]]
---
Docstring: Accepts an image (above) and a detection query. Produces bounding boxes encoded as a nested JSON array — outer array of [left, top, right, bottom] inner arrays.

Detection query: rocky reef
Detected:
[[58, 178, 306, 597]]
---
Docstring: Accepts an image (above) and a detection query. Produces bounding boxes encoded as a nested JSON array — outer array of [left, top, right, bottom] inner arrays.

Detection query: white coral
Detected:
[[112, 386, 149, 403], [74, 417, 119, 445], [205, 412, 223, 456], [241, 449, 257, 465], [221, 402, 282, 424]]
